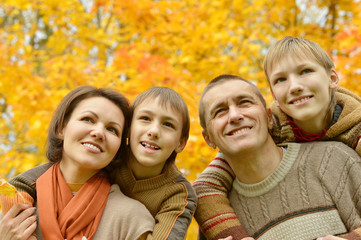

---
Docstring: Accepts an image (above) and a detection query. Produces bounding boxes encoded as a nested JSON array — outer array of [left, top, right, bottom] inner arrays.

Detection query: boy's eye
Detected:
[[139, 116, 150, 121], [163, 122, 175, 129]]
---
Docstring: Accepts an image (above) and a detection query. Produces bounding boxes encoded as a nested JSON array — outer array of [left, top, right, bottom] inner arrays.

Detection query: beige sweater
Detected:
[[229, 142, 361, 239]]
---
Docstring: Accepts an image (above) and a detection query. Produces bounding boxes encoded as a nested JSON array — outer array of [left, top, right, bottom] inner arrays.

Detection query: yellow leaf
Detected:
[[0, 177, 17, 198]]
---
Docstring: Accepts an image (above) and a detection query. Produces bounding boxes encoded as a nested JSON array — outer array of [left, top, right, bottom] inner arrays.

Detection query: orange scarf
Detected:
[[36, 163, 110, 240]]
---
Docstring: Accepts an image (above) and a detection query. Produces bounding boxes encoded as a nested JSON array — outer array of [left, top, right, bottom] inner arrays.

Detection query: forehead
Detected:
[[73, 97, 124, 118], [203, 80, 259, 109], [134, 96, 183, 119], [268, 51, 319, 72]]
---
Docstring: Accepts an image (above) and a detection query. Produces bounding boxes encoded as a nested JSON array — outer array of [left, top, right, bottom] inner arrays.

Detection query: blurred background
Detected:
[[1, 0, 361, 238]]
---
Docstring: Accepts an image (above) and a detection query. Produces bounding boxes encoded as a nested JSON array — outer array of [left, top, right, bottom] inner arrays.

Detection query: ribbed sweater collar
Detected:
[[121, 160, 179, 193], [233, 143, 300, 197]]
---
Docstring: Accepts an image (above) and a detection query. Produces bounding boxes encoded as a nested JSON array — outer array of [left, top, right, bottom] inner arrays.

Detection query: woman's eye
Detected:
[[81, 117, 93, 123], [107, 127, 119, 135]]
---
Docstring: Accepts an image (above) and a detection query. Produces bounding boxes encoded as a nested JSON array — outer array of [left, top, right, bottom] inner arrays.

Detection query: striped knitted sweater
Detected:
[[114, 161, 197, 240], [3, 161, 197, 240], [193, 87, 361, 240]]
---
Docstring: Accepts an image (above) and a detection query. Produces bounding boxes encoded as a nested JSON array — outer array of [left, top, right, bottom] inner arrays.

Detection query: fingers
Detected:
[[22, 219, 37, 240], [0, 204, 36, 240], [13, 207, 36, 227], [3, 204, 31, 220]]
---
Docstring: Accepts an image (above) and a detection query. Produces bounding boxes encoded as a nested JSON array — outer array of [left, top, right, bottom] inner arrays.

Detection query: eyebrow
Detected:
[[209, 93, 255, 117], [137, 109, 179, 123], [82, 111, 122, 128]]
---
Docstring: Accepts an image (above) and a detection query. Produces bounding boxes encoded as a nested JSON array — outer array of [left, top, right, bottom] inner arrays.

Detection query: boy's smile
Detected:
[[129, 97, 185, 179], [268, 54, 338, 133]]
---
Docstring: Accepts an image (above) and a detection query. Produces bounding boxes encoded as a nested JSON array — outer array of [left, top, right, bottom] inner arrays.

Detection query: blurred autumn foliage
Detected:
[[1, 0, 361, 238]]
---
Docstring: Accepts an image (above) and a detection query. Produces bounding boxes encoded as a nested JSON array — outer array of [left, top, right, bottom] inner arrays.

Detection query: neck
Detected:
[[59, 161, 99, 183], [225, 140, 283, 184], [293, 108, 332, 134], [128, 154, 165, 180]]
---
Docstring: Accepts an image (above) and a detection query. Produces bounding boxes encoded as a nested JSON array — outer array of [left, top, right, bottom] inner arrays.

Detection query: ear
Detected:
[[267, 107, 274, 130], [57, 127, 65, 140], [329, 68, 339, 89], [175, 137, 187, 153], [202, 130, 216, 149], [271, 91, 280, 107]]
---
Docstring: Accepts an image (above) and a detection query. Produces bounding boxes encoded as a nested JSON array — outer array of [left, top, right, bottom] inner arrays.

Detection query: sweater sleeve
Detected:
[[146, 174, 197, 240], [8, 163, 52, 199], [193, 152, 249, 240], [321, 143, 361, 240], [1, 163, 52, 215]]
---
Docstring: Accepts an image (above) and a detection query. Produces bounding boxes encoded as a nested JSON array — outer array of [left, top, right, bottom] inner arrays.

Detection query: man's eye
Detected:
[[215, 109, 226, 117]]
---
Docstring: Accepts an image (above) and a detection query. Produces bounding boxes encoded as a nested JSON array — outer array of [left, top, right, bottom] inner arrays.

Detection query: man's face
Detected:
[[201, 80, 273, 158]]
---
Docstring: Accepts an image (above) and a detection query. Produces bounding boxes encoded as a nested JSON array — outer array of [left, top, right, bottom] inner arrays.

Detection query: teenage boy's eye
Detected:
[[301, 69, 312, 74], [274, 78, 286, 84]]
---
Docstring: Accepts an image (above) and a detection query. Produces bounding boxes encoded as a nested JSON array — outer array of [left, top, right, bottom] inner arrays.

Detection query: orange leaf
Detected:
[[0, 177, 17, 198]]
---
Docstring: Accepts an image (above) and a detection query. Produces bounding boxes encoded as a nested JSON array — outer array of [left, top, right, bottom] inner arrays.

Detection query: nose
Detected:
[[228, 106, 243, 124], [289, 75, 304, 94], [91, 125, 105, 140], [147, 123, 160, 139]]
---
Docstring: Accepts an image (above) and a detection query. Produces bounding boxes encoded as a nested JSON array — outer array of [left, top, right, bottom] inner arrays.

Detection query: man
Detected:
[[195, 74, 361, 240]]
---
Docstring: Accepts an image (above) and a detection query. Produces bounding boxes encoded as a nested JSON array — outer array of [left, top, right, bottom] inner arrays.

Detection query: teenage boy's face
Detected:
[[202, 80, 273, 158], [129, 97, 186, 179], [268, 54, 338, 128]]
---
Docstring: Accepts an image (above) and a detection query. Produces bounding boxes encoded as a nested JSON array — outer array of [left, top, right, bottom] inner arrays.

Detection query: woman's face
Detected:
[[59, 96, 125, 182]]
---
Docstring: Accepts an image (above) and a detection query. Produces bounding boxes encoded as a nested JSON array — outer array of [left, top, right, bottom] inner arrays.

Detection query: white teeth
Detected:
[[293, 97, 310, 104], [142, 142, 160, 150], [83, 143, 101, 152], [231, 128, 250, 135]]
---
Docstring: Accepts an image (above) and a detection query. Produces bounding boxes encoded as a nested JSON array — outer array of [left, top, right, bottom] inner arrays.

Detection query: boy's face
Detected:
[[267, 54, 338, 130], [202, 80, 273, 159], [129, 97, 186, 179]]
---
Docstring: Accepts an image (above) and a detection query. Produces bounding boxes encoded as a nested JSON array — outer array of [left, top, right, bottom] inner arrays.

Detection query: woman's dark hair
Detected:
[[46, 85, 130, 178]]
